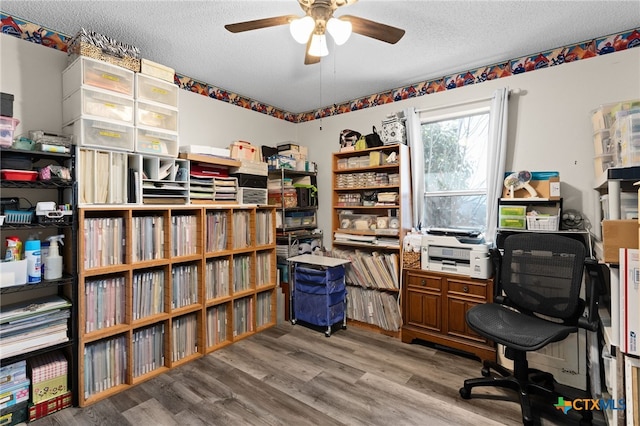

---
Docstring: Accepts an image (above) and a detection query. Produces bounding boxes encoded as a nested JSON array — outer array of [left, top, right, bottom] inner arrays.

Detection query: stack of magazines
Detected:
[[0, 296, 71, 359]]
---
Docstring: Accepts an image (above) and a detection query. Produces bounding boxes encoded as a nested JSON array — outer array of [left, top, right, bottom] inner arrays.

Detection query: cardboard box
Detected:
[[602, 219, 639, 263], [501, 176, 560, 200], [140, 58, 175, 83]]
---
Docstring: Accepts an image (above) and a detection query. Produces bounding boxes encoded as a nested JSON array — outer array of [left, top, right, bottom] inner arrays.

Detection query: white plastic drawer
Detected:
[[63, 87, 134, 125], [136, 127, 178, 157], [136, 73, 178, 107], [64, 118, 134, 151], [63, 57, 135, 98], [135, 100, 178, 132]]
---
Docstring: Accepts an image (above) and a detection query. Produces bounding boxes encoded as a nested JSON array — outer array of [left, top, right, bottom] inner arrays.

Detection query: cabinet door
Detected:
[[406, 289, 441, 332], [446, 279, 489, 343]]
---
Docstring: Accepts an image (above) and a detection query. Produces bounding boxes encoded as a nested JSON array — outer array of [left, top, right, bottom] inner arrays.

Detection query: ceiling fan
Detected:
[[224, 0, 405, 65]]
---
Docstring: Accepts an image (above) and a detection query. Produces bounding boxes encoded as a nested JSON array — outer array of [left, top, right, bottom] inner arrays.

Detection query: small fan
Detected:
[[504, 170, 538, 198], [562, 209, 586, 230]]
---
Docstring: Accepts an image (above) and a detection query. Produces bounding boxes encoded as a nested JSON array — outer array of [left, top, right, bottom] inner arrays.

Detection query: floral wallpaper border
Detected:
[[1, 13, 638, 123]]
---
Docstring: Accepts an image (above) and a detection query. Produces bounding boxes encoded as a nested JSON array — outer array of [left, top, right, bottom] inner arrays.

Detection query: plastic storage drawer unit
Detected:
[[62, 86, 134, 125], [135, 73, 178, 108], [135, 100, 178, 132], [63, 117, 134, 151], [136, 127, 179, 157], [63, 56, 134, 98]]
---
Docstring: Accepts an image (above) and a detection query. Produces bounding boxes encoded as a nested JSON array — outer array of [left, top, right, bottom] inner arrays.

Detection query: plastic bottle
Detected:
[[44, 235, 64, 280], [25, 236, 41, 283], [4, 236, 21, 261]]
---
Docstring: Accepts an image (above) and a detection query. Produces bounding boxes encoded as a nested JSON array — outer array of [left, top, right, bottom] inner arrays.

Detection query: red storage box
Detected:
[[0, 170, 38, 181]]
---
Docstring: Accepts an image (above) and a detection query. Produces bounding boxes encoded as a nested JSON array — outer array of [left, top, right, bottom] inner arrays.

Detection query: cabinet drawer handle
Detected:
[[463, 286, 469, 293], [421, 279, 426, 286]]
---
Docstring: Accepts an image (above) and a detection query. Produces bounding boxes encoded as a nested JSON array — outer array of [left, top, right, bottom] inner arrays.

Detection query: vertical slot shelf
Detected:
[[206, 303, 231, 351], [77, 205, 275, 406], [131, 265, 169, 327], [131, 320, 168, 383]]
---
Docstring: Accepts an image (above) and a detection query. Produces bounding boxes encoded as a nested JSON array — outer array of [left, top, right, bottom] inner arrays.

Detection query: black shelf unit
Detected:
[[0, 146, 78, 406], [269, 168, 322, 321]]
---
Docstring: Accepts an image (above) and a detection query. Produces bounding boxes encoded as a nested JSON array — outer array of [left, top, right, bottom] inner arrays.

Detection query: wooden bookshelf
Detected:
[[331, 144, 412, 336], [77, 205, 276, 406]]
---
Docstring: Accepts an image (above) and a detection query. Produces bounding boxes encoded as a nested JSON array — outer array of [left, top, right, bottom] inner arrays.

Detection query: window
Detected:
[[421, 109, 490, 232]]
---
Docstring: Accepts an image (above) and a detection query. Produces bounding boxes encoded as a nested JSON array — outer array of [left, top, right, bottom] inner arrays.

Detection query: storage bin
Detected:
[[140, 58, 175, 83], [0, 170, 37, 181], [295, 265, 345, 286], [0, 260, 28, 288], [294, 290, 346, 326], [63, 86, 134, 125], [63, 56, 135, 98], [0, 401, 28, 426], [63, 117, 134, 151], [4, 210, 34, 224], [1, 93, 14, 118], [0, 361, 26, 387], [526, 214, 559, 231], [0, 116, 19, 148], [66, 28, 140, 72], [339, 213, 377, 230], [268, 188, 297, 208], [135, 100, 178, 132], [0, 379, 29, 410], [499, 215, 526, 229], [498, 205, 527, 217], [136, 73, 178, 108], [135, 127, 178, 157], [1, 153, 32, 170], [337, 158, 348, 170], [29, 352, 68, 404]]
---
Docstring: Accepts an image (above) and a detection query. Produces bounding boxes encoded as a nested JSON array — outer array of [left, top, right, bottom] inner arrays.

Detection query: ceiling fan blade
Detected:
[[304, 36, 320, 65], [335, 0, 358, 6], [225, 15, 298, 33], [341, 15, 405, 44]]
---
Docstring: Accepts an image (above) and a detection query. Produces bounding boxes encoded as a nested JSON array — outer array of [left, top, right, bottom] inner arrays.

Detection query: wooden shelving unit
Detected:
[[76, 204, 276, 406], [330, 144, 412, 336]]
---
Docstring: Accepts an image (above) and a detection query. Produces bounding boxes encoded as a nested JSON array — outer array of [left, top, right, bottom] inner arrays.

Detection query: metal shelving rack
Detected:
[[0, 146, 78, 406]]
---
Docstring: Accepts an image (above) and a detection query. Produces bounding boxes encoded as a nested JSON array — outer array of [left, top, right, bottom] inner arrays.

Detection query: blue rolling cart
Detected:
[[287, 254, 350, 337]]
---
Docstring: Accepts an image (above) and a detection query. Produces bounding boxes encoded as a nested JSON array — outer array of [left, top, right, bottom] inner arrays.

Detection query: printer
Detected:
[[420, 232, 492, 279]]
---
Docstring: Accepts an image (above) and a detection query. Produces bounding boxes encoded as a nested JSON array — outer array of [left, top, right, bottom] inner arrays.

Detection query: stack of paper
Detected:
[[0, 296, 71, 359]]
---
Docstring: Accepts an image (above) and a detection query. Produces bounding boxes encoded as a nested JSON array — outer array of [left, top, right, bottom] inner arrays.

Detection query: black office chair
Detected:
[[459, 233, 599, 425]]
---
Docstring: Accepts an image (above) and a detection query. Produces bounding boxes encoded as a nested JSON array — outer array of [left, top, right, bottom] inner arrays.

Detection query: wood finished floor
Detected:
[[31, 323, 602, 426]]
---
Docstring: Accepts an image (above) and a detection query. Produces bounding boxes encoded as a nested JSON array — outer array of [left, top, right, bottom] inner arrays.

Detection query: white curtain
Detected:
[[404, 106, 424, 229], [485, 87, 510, 244]]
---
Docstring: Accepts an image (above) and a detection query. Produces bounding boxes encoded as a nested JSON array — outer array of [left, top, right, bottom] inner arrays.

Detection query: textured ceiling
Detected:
[[2, 0, 639, 113]]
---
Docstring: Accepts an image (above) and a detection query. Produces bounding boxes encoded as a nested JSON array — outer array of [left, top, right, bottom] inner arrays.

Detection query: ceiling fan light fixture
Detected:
[[289, 16, 315, 44], [308, 34, 329, 57], [326, 17, 352, 45]]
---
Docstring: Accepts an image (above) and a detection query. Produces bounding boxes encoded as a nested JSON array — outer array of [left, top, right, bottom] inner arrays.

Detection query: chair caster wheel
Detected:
[[291, 319, 297, 325], [342, 325, 347, 329], [481, 367, 491, 377], [325, 331, 331, 337], [459, 387, 471, 399]]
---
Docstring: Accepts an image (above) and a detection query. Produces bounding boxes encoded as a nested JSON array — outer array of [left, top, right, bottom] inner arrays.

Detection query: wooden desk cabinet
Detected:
[[401, 269, 496, 362]]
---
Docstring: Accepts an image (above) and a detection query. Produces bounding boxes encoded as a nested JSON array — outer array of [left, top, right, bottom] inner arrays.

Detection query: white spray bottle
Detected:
[[44, 235, 64, 280]]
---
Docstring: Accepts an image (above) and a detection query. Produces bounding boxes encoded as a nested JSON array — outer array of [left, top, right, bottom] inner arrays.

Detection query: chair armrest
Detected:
[[580, 257, 601, 332]]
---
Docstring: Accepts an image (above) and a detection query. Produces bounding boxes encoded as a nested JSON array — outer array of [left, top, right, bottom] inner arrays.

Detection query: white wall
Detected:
[[0, 33, 296, 152], [0, 34, 68, 133], [179, 90, 296, 149], [3, 32, 640, 244], [297, 48, 640, 241]]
